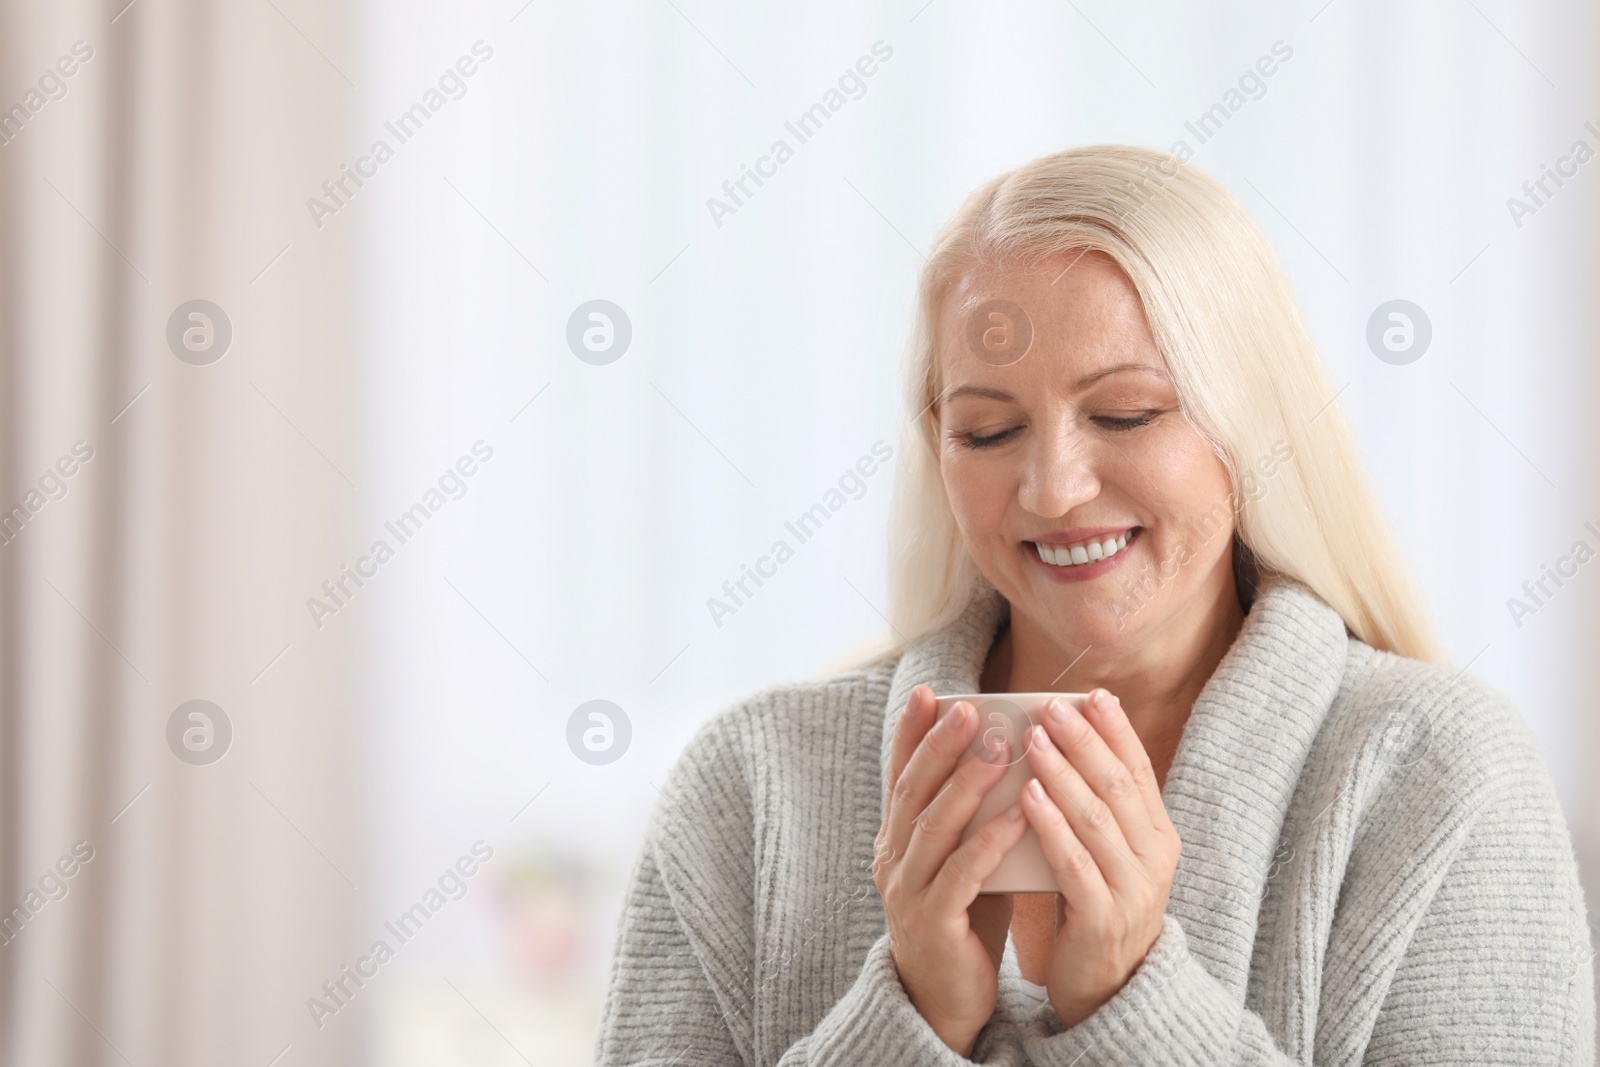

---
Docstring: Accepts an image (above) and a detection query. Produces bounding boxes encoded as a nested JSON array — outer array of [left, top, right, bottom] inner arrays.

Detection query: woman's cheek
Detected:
[[943, 458, 986, 518]]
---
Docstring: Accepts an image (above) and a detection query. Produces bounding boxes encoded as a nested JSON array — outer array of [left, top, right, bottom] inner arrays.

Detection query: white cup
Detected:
[[932, 691, 1090, 894]]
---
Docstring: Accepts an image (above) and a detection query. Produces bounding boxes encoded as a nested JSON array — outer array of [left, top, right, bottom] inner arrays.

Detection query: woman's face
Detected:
[[935, 249, 1238, 651]]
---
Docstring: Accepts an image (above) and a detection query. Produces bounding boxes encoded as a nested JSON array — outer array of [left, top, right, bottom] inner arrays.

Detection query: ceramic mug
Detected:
[[932, 691, 1090, 894]]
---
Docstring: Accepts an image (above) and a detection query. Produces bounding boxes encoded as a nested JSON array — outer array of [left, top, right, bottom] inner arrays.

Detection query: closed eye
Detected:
[[959, 427, 1018, 449], [955, 412, 1156, 450], [1096, 413, 1156, 432]]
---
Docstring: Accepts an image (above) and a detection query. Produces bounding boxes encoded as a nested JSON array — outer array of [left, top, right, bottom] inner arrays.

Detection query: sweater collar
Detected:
[[880, 572, 1351, 993]]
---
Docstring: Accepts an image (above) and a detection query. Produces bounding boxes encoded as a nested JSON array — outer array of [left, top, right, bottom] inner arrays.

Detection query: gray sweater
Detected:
[[594, 574, 1596, 1064]]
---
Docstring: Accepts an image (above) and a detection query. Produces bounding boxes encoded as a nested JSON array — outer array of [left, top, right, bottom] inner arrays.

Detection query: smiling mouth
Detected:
[[1027, 528, 1140, 568]]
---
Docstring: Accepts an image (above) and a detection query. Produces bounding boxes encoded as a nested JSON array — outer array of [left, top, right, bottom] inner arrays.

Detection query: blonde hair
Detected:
[[829, 143, 1446, 674]]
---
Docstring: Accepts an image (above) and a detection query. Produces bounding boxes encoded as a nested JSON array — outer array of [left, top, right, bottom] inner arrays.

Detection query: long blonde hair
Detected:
[[830, 144, 1446, 673]]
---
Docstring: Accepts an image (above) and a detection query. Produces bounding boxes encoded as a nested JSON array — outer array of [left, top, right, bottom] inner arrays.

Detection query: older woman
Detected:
[[593, 145, 1595, 1065]]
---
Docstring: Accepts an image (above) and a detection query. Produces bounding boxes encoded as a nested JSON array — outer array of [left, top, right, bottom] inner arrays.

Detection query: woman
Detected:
[[593, 145, 1596, 1065]]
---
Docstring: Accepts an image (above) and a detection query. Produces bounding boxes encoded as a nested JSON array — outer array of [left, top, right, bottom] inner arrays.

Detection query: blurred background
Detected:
[[0, 0, 1596, 1063]]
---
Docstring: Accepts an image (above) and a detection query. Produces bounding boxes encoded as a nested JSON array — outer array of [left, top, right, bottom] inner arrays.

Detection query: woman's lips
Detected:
[[1026, 527, 1141, 583]]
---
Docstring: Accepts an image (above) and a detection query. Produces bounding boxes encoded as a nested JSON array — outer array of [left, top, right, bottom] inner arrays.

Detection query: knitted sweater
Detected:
[[593, 574, 1596, 1065]]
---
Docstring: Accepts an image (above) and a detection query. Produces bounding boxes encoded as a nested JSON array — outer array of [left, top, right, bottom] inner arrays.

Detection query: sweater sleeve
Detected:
[[1012, 763, 1598, 1066], [592, 708, 1031, 1066], [1015, 912, 1301, 1066], [1352, 750, 1596, 1067]]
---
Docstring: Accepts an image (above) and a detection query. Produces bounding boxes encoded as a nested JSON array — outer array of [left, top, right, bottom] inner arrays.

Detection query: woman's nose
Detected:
[[1017, 424, 1100, 518]]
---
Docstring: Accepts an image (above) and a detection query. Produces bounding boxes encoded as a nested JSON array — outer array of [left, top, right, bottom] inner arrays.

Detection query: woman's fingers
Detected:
[[898, 731, 1014, 892], [1019, 774, 1115, 914], [1077, 689, 1172, 835], [883, 696, 984, 878], [1040, 694, 1161, 857], [1026, 722, 1155, 897], [923, 802, 1031, 925], [885, 684, 936, 809]]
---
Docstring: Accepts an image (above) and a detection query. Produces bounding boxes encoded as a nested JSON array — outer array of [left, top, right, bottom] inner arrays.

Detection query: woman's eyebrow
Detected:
[[941, 362, 1165, 405], [1074, 361, 1165, 388], [941, 384, 1015, 404]]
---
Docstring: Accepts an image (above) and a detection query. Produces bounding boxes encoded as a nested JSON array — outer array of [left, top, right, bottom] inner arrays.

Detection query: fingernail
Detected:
[[1094, 689, 1119, 715], [980, 738, 1009, 764], [1047, 698, 1071, 724], [937, 702, 968, 732], [1004, 803, 1023, 821], [1027, 778, 1046, 801]]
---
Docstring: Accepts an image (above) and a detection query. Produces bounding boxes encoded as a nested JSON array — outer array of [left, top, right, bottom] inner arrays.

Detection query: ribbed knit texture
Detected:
[[593, 574, 1596, 1065]]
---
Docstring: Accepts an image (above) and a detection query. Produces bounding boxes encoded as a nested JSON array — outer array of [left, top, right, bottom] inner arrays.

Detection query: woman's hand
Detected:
[[875, 684, 1031, 1056], [1019, 688, 1183, 1029]]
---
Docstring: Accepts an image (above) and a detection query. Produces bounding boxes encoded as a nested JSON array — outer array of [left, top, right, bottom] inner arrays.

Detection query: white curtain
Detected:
[[1, 1, 361, 1063]]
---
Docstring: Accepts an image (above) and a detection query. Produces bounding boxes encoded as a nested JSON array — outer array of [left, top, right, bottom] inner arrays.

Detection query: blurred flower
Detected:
[[493, 840, 593, 984]]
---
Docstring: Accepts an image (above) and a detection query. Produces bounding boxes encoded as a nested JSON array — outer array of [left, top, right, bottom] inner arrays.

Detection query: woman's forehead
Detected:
[[936, 258, 1161, 387]]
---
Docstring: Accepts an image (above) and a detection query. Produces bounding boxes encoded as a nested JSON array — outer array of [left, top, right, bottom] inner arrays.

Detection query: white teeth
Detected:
[[1033, 529, 1136, 568]]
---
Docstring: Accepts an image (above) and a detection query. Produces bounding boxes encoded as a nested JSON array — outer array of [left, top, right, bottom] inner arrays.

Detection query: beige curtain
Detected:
[[1, 1, 361, 1063]]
